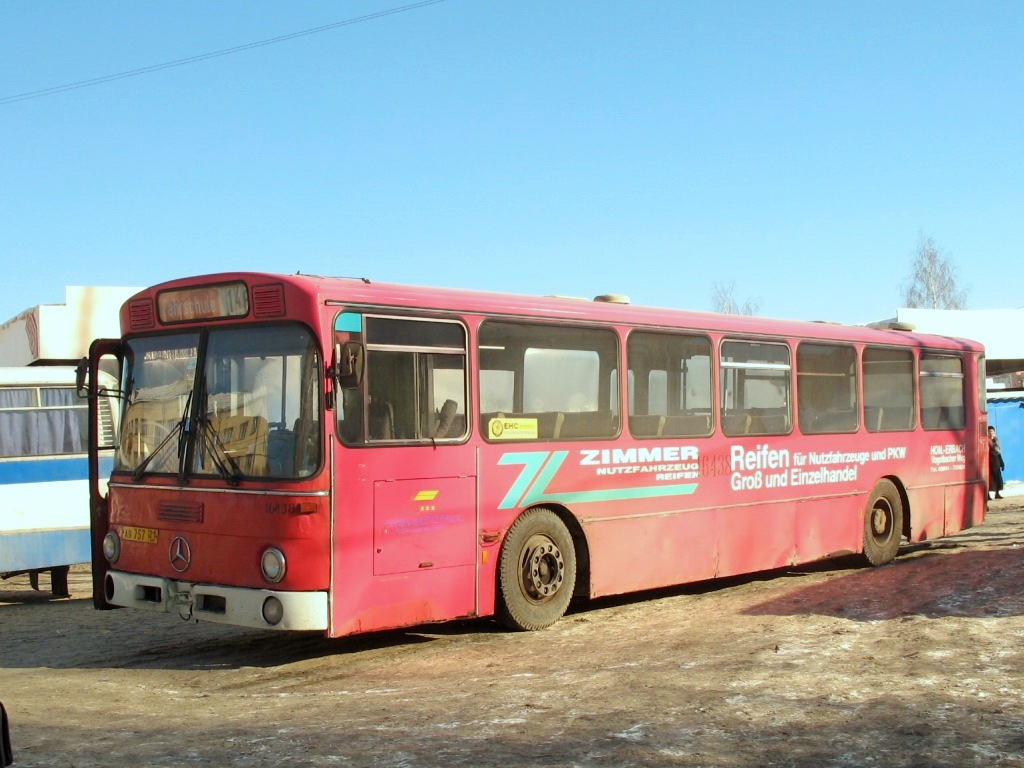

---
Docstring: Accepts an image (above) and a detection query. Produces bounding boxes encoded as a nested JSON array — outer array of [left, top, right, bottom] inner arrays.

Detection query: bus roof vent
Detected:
[[594, 294, 630, 305], [252, 283, 286, 318], [887, 321, 916, 332], [128, 299, 155, 330]]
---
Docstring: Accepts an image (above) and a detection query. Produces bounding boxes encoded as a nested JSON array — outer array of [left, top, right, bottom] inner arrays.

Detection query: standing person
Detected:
[[989, 425, 1005, 500]]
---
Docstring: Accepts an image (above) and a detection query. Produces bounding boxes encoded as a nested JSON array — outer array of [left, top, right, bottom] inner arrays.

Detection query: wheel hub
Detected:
[[871, 501, 893, 538], [520, 534, 565, 603]]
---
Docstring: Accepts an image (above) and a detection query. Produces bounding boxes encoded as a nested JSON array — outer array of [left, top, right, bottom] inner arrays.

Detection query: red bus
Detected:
[[80, 273, 988, 636]]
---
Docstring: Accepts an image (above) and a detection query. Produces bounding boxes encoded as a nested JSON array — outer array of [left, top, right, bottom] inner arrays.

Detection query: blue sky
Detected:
[[2, 1, 1022, 326]]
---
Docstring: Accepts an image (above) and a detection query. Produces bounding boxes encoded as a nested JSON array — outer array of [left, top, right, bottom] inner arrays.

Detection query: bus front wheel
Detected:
[[496, 507, 577, 631], [863, 480, 904, 566]]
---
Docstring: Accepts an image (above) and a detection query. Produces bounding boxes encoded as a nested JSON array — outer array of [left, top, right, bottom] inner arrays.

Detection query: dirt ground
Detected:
[[3, 498, 1024, 768]]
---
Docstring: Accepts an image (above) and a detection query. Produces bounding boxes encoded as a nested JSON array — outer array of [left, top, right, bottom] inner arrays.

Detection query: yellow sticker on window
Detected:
[[121, 526, 159, 544], [488, 417, 538, 440]]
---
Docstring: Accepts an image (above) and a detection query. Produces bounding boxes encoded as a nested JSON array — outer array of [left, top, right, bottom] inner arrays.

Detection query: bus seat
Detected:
[[432, 399, 458, 438], [865, 406, 884, 431], [721, 413, 752, 436], [885, 407, 914, 431], [867, 406, 914, 431], [749, 411, 791, 435], [922, 406, 963, 430], [662, 414, 712, 437], [369, 400, 395, 439], [266, 428, 296, 476], [291, 417, 319, 474], [808, 410, 857, 433], [630, 414, 665, 437], [559, 410, 615, 438], [447, 414, 466, 437], [520, 412, 564, 439]]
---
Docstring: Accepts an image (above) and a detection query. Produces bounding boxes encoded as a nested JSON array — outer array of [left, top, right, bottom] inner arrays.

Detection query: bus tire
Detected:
[[496, 507, 577, 631], [863, 480, 903, 566]]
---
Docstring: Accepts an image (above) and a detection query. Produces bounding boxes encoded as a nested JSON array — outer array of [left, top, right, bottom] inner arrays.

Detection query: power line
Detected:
[[0, 0, 447, 106]]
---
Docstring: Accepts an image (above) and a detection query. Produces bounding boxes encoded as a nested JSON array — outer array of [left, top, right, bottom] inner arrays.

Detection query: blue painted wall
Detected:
[[989, 398, 1024, 483]]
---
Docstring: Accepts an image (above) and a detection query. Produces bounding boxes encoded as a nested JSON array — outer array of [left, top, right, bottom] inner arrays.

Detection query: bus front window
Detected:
[[117, 334, 199, 474], [116, 326, 321, 481], [194, 326, 322, 480]]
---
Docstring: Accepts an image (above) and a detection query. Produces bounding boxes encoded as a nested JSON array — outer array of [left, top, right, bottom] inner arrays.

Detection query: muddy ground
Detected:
[[2, 498, 1024, 768]]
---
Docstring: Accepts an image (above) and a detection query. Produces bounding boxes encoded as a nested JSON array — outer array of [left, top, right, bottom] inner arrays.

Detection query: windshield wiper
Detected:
[[131, 422, 183, 481], [131, 388, 193, 482], [191, 376, 243, 487], [199, 419, 243, 487]]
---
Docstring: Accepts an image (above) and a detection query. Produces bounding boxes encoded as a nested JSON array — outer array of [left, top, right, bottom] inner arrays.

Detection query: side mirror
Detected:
[[75, 357, 89, 398], [337, 341, 365, 389]]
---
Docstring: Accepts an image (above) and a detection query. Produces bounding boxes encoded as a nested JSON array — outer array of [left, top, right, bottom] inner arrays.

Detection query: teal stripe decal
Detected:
[[529, 483, 699, 506], [498, 450, 699, 509]]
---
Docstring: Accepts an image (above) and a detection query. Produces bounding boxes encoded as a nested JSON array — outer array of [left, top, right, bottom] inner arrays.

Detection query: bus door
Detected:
[[331, 312, 477, 635], [78, 339, 124, 609]]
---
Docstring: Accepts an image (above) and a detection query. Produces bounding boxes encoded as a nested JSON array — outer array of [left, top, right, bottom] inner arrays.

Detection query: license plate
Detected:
[[121, 526, 159, 544]]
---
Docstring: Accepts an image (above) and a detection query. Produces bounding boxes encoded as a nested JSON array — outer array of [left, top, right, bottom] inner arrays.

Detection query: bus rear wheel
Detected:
[[863, 480, 903, 566], [496, 507, 576, 631]]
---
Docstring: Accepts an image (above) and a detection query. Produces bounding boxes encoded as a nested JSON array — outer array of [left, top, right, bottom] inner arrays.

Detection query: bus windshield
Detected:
[[117, 325, 321, 481]]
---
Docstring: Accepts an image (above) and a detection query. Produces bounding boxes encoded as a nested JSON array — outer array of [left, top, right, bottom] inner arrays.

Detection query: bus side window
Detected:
[[0, 386, 88, 457], [920, 354, 965, 430], [368, 398, 395, 439], [863, 347, 916, 432], [797, 343, 859, 434], [627, 331, 713, 439], [478, 320, 619, 441], [360, 316, 468, 443], [720, 340, 792, 437], [339, 388, 364, 443]]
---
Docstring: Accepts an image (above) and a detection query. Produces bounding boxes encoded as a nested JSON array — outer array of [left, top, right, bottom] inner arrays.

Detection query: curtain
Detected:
[[0, 387, 86, 457]]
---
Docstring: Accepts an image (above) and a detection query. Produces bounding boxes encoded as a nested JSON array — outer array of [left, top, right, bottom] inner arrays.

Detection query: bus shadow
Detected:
[[572, 552, 872, 619], [0, 599, 506, 672], [743, 545, 1024, 621], [119, 626, 460, 671], [5, 541, 1019, 671]]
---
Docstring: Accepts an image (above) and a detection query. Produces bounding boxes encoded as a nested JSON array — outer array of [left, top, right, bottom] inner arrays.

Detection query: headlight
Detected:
[[260, 547, 286, 583], [103, 531, 121, 563]]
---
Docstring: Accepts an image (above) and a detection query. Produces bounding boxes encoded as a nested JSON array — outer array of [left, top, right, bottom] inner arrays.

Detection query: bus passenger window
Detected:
[[479, 320, 619, 441], [920, 354, 965, 430], [355, 316, 468, 443], [627, 332, 713, 438], [863, 347, 916, 432], [797, 343, 858, 434], [720, 341, 792, 437]]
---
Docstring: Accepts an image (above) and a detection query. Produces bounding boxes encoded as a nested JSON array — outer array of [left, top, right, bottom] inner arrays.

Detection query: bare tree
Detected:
[[901, 235, 968, 309], [712, 281, 760, 315]]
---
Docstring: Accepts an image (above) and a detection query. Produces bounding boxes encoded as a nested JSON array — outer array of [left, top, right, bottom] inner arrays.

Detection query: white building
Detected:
[[0, 286, 141, 366], [877, 307, 1024, 381]]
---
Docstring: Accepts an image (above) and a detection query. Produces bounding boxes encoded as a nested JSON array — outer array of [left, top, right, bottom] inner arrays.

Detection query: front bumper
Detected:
[[105, 569, 329, 631]]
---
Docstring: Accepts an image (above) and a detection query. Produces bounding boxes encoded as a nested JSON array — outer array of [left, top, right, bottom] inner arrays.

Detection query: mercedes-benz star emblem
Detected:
[[169, 536, 192, 573]]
